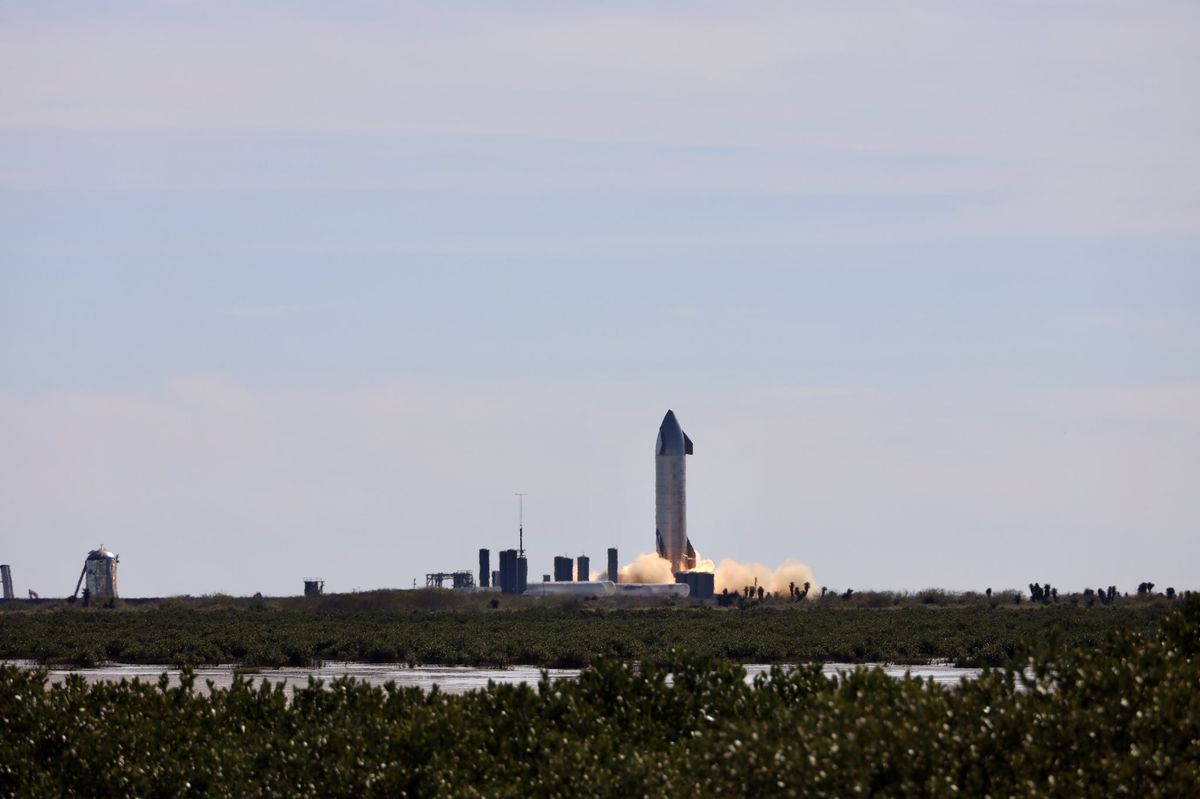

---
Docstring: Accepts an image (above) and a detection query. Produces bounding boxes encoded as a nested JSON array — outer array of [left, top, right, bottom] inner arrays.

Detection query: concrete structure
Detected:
[[73, 546, 118, 599], [576, 555, 590, 582], [303, 579, 325, 596], [479, 549, 490, 588], [553, 555, 573, 582], [675, 571, 715, 600], [655, 410, 697, 573], [0, 564, 12, 600], [607, 548, 619, 584]]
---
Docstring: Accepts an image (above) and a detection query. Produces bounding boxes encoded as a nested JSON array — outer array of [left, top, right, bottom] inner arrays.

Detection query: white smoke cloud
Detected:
[[617, 552, 818, 597]]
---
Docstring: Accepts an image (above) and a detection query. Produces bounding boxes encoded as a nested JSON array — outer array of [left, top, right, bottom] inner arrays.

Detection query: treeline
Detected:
[[0, 598, 1172, 669], [2, 598, 1197, 797]]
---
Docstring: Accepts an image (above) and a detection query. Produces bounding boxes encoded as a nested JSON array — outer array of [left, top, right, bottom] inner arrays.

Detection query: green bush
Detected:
[[1, 597, 1197, 797], [0, 598, 1171, 668]]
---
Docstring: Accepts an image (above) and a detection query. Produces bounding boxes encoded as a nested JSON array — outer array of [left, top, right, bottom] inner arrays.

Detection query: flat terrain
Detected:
[[3, 598, 1196, 797], [0, 590, 1174, 668]]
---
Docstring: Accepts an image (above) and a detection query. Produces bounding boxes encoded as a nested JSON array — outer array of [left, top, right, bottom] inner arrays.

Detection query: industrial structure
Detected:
[[675, 570, 715, 600], [614, 582, 690, 598], [527, 580, 614, 599], [441, 412, 719, 601], [497, 549, 527, 594], [655, 410, 697, 573], [0, 564, 12, 600], [478, 549, 490, 588], [426, 571, 475, 589], [304, 579, 325, 596], [72, 546, 118, 600]]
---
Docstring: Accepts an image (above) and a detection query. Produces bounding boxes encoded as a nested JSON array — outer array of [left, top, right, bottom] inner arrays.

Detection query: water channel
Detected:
[[7, 661, 982, 695]]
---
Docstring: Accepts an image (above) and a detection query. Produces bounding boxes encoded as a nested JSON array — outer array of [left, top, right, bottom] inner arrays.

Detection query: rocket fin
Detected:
[[684, 432, 693, 454], [684, 538, 697, 570]]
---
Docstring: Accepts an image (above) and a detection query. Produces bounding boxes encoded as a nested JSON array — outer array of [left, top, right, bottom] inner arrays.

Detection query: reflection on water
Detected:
[[6, 660, 982, 695]]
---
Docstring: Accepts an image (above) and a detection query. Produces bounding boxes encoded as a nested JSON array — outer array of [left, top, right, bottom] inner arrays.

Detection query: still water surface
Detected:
[[10, 661, 981, 695]]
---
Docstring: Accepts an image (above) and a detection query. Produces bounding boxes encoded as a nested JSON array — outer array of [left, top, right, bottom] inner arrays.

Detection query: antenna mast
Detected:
[[515, 492, 526, 558]]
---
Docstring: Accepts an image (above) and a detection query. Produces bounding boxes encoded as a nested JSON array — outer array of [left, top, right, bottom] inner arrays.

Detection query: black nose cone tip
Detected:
[[657, 409, 691, 455]]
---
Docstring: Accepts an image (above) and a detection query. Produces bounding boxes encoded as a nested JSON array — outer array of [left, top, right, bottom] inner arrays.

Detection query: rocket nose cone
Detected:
[[657, 410, 686, 455]]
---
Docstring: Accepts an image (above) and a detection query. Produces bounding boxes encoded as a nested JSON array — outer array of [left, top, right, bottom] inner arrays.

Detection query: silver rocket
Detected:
[[655, 409, 697, 573]]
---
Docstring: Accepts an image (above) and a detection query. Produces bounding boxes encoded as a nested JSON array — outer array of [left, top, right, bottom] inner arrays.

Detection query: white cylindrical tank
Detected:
[[613, 582, 690, 598], [524, 580, 616, 599]]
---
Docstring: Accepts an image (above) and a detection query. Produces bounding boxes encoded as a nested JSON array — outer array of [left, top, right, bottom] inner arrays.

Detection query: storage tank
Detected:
[[76, 546, 118, 598], [479, 549, 490, 588], [525, 580, 615, 599], [553, 556, 572, 582], [499, 549, 519, 594], [607, 548, 618, 584], [576, 555, 590, 582], [612, 582, 689, 598], [0, 564, 12, 600]]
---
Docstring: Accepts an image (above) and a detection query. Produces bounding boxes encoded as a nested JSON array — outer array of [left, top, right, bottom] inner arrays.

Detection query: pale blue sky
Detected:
[[1, 2, 1198, 596]]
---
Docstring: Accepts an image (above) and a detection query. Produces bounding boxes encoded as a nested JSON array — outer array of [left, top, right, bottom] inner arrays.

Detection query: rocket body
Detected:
[[655, 409, 696, 573]]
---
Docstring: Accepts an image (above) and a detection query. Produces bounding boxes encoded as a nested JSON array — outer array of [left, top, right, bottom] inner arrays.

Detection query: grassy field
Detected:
[[2, 597, 1196, 797], [0, 589, 1176, 668]]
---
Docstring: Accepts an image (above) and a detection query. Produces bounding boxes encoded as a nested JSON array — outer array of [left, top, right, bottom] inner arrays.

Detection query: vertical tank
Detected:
[[607, 548, 618, 584], [576, 555, 590, 582], [499, 549, 520, 594], [553, 556, 572, 582], [479, 549, 491, 588], [0, 565, 12, 600], [83, 547, 119, 598], [517, 556, 528, 594]]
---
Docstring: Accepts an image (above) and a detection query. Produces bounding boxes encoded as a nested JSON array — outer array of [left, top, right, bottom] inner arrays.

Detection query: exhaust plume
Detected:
[[618, 552, 819, 597], [618, 552, 676, 583]]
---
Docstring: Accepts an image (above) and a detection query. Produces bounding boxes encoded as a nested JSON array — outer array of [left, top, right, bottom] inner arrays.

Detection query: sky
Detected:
[[1, 2, 1198, 597]]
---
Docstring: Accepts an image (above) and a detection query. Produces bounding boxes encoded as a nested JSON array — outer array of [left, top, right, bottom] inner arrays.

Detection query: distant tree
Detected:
[[985, 588, 992, 598], [1050, 587, 1058, 602], [841, 588, 854, 600], [1166, 587, 1176, 599], [756, 586, 765, 601], [1083, 588, 1095, 607], [821, 586, 828, 598]]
